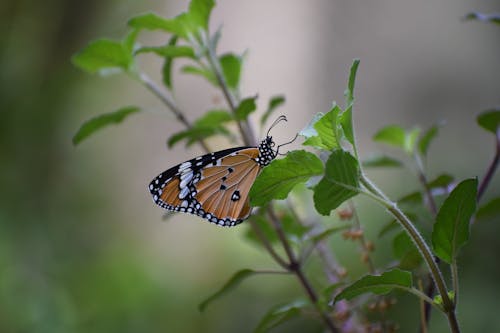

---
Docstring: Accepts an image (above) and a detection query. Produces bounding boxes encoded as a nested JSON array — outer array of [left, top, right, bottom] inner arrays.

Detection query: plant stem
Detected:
[[248, 219, 288, 269], [414, 151, 439, 332], [418, 280, 429, 333], [137, 71, 211, 152], [267, 208, 339, 333], [205, 43, 256, 146], [414, 152, 438, 215], [451, 258, 459, 305], [477, 128, 500, 201], [359, 174, 460, 333]]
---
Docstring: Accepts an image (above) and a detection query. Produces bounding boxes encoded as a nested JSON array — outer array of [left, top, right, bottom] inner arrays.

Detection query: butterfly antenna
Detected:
[[266, 115, 288, 137], [276, 133, 298, 155]]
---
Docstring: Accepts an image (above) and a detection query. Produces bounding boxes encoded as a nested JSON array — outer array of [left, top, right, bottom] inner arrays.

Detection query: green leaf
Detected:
[[182, 65, 217, 85], [432, 178, 478, 264], [378, 219, 399, 238], [198, 269, 259, 312], [313, 150, 360, 215], [254, 300, 308, 333], [334, 269, 413, 303], [162, 36, 179, 89], [123, 28, 139, 54], [374, 125, 420, 154], [72, 39, 134, 75], [379, 213, 417, 238], [128, 13, 190, 39], [362, 155, 403, 168], [477, 197, 500, 221], [393, 232, 413, 259], [195, 109, 233, 126], [464, 12, 500, 25], [261, 95, 285, 127], [235, 97, 257, 120], [188, 0, 215, 31], [404, 128, 421, 154], [129, 1, 214, 40], [167, 110, 233, 148], [128, 12, 177, 32], [280, 213, 311, 242], [339, 106, 354, 147], [477, 110, 500, 134], [398, 192, 423, 206], [73, 106, 140, 145], [373, 125, 406, 149], [344, 58, 360, 108], [340, 59, 360, 146], [427, 174, 454, 189], [249, 150, 324, 206], [392, 232, 422, 270], [302, 106, 341, 150], [135, 45, 195, 58], [418, 124, 440, 156], [220, 53, 242, 90], [245, 214, 279, 245]]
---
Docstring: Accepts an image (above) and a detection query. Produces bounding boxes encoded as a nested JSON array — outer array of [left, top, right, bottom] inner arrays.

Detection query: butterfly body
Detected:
[[149, 136, 277, 226]]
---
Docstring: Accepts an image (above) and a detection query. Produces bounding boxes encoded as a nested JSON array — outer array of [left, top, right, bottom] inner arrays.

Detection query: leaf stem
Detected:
[[405, 287, 442, 312], [359, 173, 460, 333]]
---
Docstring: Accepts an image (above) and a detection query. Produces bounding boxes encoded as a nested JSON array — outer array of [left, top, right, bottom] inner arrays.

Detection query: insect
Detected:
[[148, 116, 293, 227]]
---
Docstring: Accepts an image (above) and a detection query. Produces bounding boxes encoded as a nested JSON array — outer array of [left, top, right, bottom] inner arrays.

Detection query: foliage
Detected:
[[72, 1, 499, 332]]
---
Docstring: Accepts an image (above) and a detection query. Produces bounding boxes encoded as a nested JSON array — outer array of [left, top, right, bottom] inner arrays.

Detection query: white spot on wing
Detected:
[[179, 186, 190, 199]]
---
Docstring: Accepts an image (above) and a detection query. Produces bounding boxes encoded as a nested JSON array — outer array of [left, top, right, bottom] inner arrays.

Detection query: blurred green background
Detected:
[[1, 0, 499, 332]]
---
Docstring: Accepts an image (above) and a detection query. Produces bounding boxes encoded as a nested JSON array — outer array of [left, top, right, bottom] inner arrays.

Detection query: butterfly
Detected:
[[148, 116, 292, 227]]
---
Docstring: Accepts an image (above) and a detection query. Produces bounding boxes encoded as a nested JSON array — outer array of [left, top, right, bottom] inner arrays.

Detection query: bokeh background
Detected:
[[1, 0, 499, 332]]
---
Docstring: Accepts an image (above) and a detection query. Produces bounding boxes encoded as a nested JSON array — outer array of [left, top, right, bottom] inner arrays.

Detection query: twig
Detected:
[[414, 152, 438, 215], [205, 39, 256, 146], [414, 152, 439, 332], [418, 280, 429, 333], [477, 128, 500, 201], [248, 219, 288, 269], [137, 71, 211, 152], [268, 207, 339, 333]]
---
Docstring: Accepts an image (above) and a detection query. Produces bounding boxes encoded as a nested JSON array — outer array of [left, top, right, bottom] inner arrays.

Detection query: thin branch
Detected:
[[414, 151, 439, 332], [267, 207, 339, 333], [248, 219, 288, 269], [451, 258, 459, 306], [137, 71, 211, 152], [205, 39, 256, 146], [268, 207, 297, 264], [418, 280, 429, 333], [414, 152, 438, 215], [477, 128, 500, 201]]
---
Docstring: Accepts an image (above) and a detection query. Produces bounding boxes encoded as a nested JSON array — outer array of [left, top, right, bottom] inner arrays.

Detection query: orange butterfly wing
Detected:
[[194, 148, 260, 222], [149, 136, 278, 227], [150, 147, 262, 226]]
